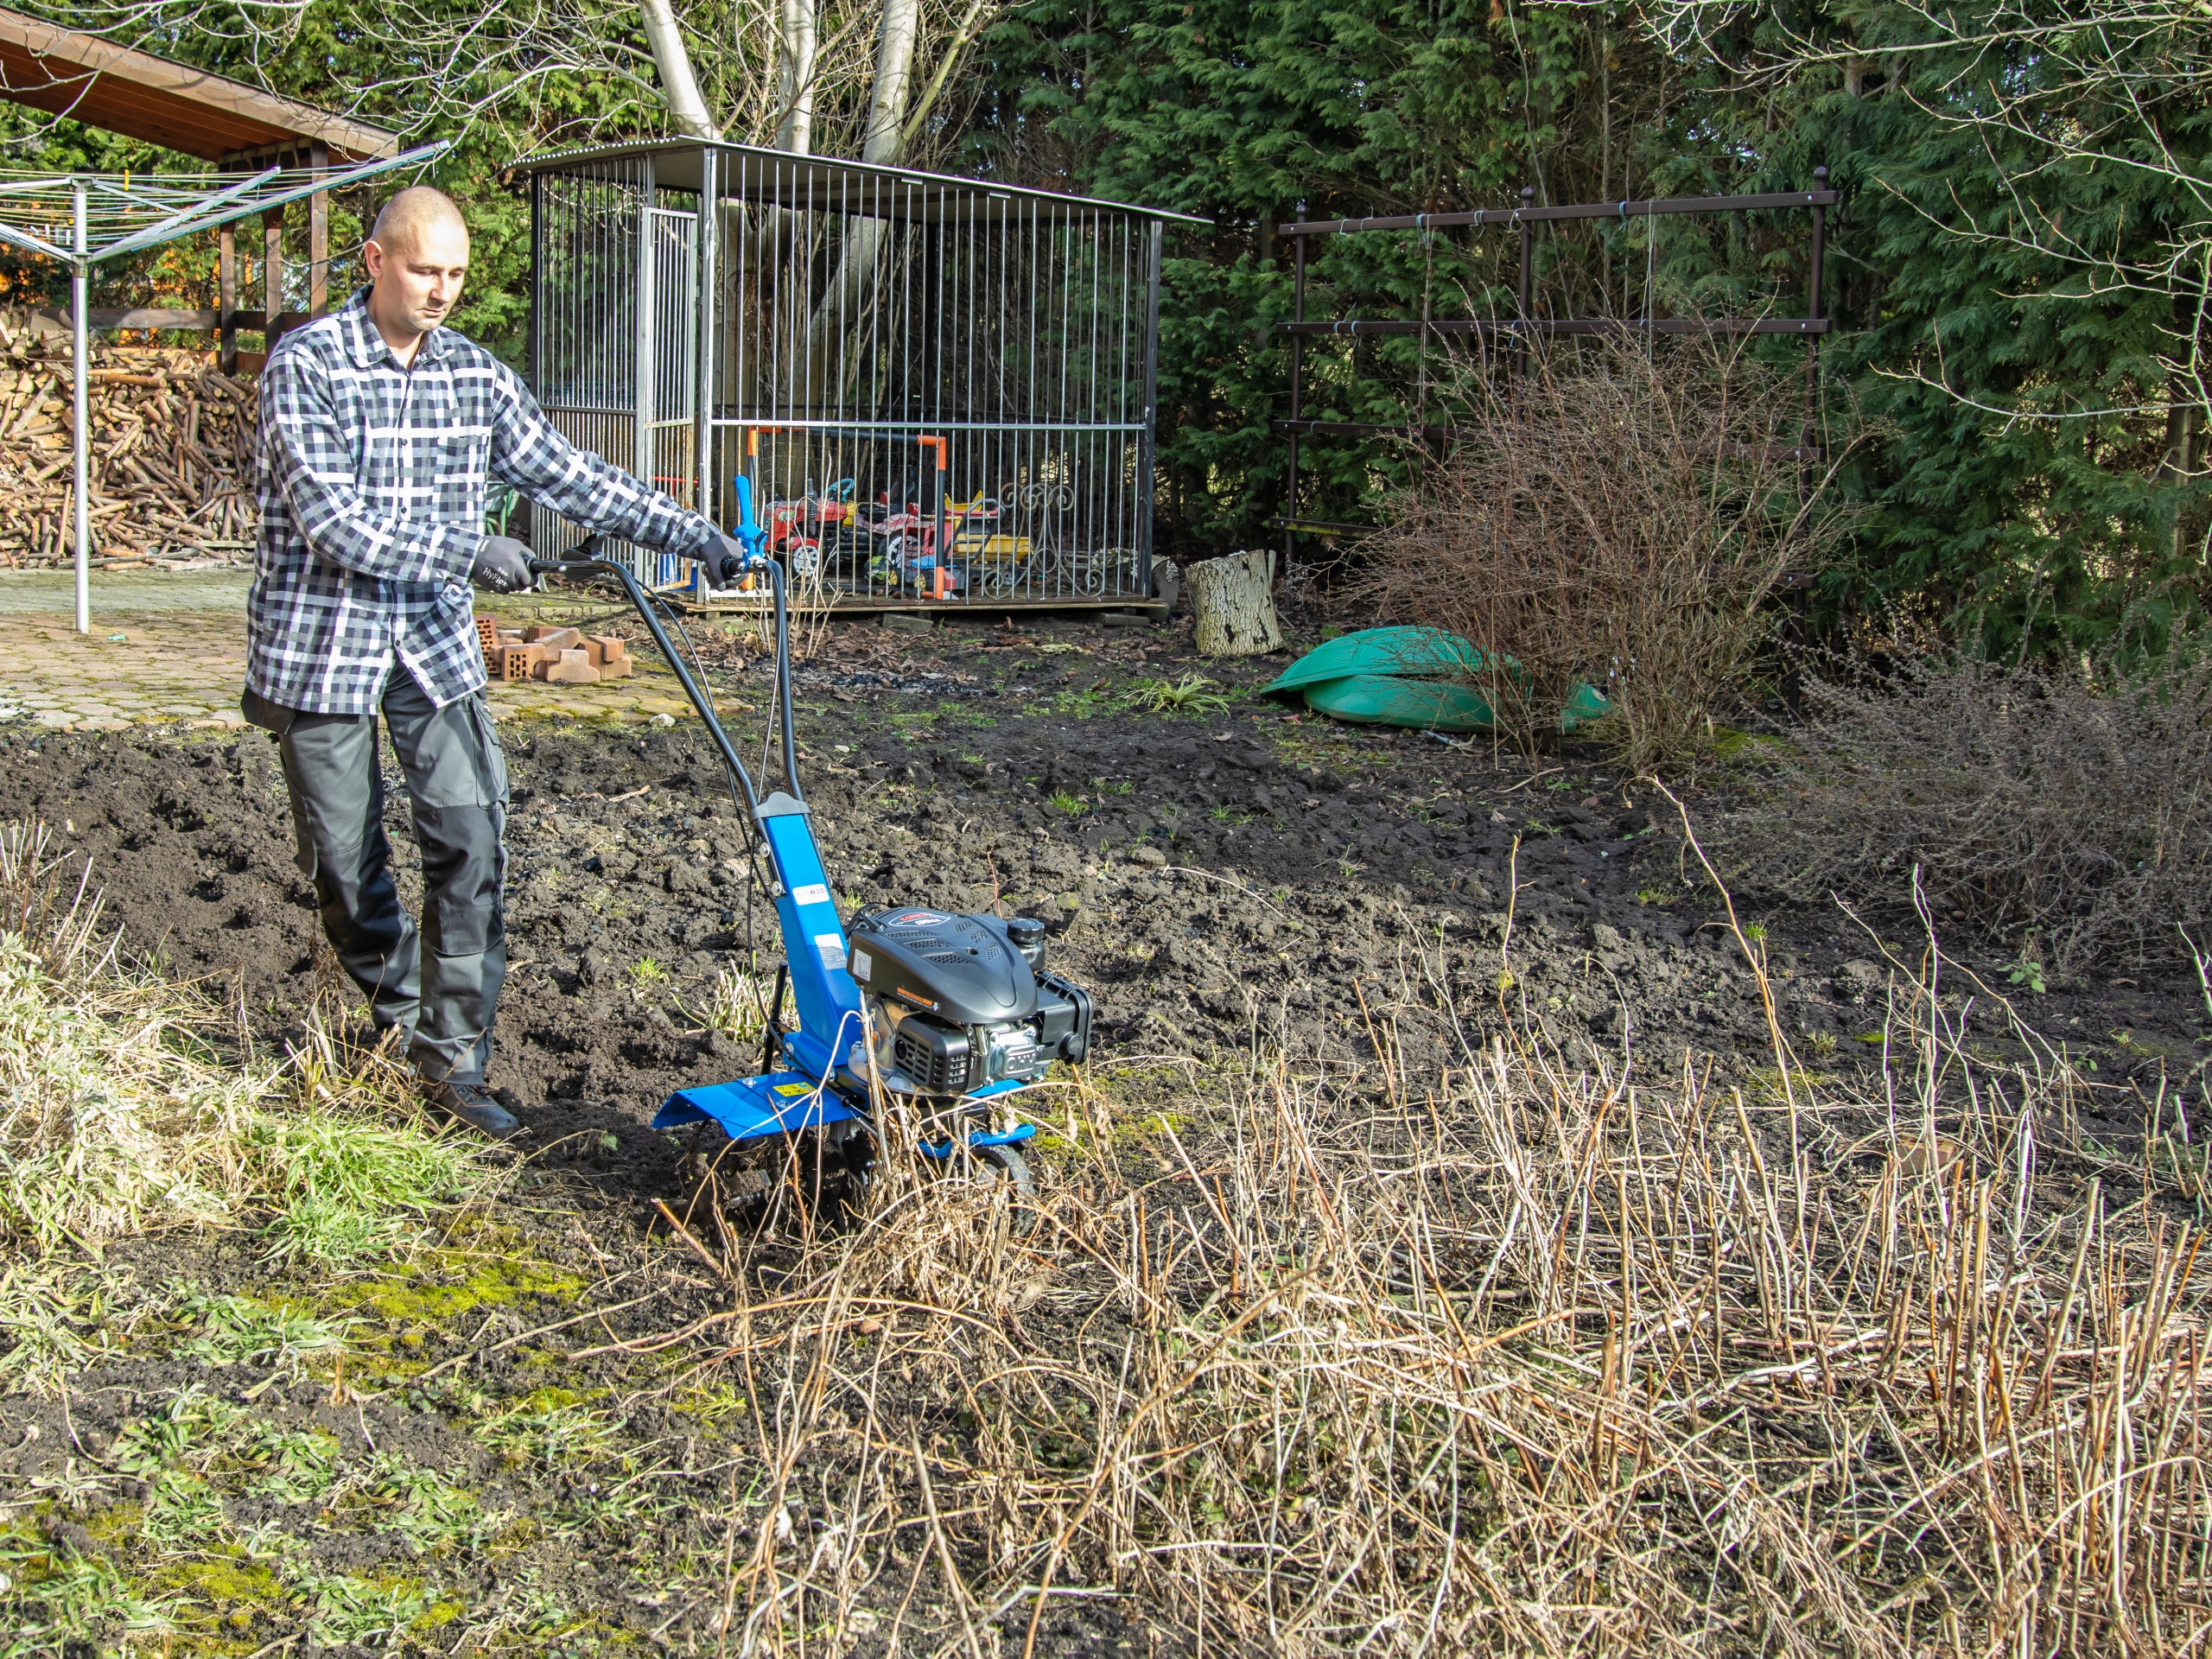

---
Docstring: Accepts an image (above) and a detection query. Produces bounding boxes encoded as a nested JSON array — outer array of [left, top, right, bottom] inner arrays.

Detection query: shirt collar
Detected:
[[340, 287, 455, 370]]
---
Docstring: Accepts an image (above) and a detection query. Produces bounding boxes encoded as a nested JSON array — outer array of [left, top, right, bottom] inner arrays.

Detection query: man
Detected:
[[245, 185, 740, 1139]]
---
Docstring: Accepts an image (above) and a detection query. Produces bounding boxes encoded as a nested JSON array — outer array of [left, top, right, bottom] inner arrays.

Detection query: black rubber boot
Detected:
[[423, 1077, 524, 1141]]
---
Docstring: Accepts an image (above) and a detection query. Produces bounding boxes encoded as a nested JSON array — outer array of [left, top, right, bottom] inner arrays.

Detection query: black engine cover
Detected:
[[847, 906, 1038, 1026]]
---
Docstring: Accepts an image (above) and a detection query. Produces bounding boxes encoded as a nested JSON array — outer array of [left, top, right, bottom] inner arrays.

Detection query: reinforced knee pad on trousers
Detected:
[[415, 802, 506, 957]]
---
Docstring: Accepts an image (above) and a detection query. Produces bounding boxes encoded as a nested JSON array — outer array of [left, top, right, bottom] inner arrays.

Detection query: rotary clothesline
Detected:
[[0, 141, 444, 631]]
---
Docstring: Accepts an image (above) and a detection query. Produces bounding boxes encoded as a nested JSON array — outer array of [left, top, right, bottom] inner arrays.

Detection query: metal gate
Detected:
[[635, 206, 697, 588]]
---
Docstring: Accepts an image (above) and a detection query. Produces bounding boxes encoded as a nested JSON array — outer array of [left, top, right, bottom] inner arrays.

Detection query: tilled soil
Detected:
[[5, 613, 2209, 1654], [3, 611, 2207, 1190]]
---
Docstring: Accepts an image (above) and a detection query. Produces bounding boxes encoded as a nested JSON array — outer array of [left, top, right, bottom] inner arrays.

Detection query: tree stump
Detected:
[[1189, 548, 1282, 655]]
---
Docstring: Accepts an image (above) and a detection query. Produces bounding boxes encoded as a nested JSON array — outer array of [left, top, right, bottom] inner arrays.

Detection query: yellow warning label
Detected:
[[772, 1083, 812, 1097]]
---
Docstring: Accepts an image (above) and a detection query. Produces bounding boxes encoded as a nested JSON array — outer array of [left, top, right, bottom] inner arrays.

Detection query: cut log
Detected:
[[0, 340, 259, 567], [1189, 547, 1282, 656]]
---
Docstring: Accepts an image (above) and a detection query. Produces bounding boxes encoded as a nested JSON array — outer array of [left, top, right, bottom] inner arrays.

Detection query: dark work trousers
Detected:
[[245, 671, 509, 1084]]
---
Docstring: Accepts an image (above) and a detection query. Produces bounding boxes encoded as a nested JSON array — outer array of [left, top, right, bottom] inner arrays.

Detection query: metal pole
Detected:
[[1285, 202, 1306, 581], [72, 178, 90, 635], [1516, 184, 1535, 389], [694, 144, 719, 525], [1803, 164, 1827, 509], [1139, 218, 1161, 596]]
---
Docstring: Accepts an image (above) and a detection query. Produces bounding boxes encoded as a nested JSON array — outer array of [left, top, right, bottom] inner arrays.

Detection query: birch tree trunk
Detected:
[[861, 0, 921, 164], [801, 0, 921, 396], [639, 0, 721, 138], [1190, 549, 1283, 656], [775, 0, 818, 153]]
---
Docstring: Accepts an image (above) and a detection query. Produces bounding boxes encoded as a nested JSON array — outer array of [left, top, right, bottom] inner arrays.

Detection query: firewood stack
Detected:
[[0, 326, 260, 569], [476, 617, 634, 685]]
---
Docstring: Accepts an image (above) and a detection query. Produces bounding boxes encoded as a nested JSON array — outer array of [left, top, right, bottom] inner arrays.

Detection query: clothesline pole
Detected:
[[72, 175, 89, 635]]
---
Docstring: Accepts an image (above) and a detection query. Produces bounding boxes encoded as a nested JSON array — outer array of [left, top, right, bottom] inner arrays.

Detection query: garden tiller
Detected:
[[531, 505, 1090, 1222]]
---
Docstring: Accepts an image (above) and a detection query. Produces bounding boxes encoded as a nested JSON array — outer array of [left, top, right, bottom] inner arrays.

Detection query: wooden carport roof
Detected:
[[0, 7, 395, 162]]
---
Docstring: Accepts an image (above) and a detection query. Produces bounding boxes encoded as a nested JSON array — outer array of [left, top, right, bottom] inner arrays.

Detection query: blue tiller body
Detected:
[[532, 487, 1085, 1198]]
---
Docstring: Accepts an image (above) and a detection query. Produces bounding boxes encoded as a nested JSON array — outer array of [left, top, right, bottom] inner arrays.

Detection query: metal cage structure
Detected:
[[521, 140, 1199, 608]]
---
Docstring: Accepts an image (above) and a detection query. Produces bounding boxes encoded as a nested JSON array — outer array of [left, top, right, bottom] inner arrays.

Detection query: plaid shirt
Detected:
[[248, 289, 716, 714]]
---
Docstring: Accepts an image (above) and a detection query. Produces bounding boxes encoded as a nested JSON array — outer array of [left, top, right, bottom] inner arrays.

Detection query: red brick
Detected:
[[543, 647, 600, 685]]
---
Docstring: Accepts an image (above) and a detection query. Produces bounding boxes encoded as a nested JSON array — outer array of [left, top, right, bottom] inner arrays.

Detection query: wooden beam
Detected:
[[0, 6, 397, 162], [218, 219, 237, 371], [308, 140, 329, 318], [264, 200, 285, 346], [28, 305, 314, 334]]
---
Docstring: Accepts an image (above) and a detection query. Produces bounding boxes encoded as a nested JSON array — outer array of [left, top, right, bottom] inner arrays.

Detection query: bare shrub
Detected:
[[1352, 335, 1837, 772], [1721, 642, 2212, 973]]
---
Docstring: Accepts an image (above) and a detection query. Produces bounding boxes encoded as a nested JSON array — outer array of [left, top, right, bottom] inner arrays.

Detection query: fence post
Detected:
[[1285, 200, 1306, 586], [1802, 164, 1827, 512], [1516, 184, 1535, 388]]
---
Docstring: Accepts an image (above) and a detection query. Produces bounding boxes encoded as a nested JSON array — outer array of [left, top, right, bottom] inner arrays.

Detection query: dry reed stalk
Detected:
[[0, 822, 480, 1271], [657, 912, 2207, 1656]]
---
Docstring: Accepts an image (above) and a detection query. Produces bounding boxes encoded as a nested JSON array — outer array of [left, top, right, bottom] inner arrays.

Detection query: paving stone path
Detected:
[[0, 568, 705, 732]]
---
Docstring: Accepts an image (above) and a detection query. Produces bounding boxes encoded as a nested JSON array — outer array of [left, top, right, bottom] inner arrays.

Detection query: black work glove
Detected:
[[699, 531, 751, 589], [472, 535, 535, 594]]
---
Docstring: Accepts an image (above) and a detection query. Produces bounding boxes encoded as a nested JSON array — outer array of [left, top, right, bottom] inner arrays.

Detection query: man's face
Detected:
[[364, 217, 470, 341]]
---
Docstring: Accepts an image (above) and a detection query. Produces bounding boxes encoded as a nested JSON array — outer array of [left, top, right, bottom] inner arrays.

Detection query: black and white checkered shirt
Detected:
[[248, 289, 715, 715]]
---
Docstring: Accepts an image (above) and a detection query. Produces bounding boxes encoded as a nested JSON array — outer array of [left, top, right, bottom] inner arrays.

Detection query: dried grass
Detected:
[[0, 822, 485, 1262], [1351, 335, 1840, 772], [1719, 640, 2212, 975], [644, 913, 2209, 1654]]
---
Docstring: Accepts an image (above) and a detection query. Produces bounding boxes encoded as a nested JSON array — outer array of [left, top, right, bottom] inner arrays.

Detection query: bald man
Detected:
[[245, 186, 742, 1139]]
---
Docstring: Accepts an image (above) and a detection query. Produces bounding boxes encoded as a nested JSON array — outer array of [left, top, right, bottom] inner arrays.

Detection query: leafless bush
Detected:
[[637, 943, 2208, 1655], [1352, 335, 1839, 772], [1722, 641, 2212, 974]]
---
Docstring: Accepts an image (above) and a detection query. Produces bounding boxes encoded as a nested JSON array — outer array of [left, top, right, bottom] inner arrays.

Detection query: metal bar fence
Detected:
[[527, 141, 1190, 608], [1270, 170, 1837, 574]]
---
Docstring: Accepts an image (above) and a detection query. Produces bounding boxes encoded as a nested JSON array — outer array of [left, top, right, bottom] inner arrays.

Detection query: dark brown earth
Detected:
[[5, 608, 2204, 1175], [3, 607, 2208, 1655]]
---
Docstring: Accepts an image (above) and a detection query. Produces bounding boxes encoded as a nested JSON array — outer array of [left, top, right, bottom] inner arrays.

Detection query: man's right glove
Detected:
[[699, 531, 751, 589], [472, 535, 535, 594]]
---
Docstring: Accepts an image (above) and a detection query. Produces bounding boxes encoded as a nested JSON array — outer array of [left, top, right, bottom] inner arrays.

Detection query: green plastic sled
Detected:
[[1300, 673, 1499, 731], [1262, 626, 1502, 698], [1265, 626, 1615, 733]]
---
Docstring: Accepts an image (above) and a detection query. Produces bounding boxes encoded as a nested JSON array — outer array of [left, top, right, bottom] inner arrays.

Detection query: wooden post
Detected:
[[308, 140, 330, 318], [218, 215, 238, 373], [264, 196, 285, 348]]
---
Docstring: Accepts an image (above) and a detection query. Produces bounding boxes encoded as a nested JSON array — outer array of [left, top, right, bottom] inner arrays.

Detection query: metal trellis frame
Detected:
[[1272, 168, 1836, 576], [0, 142, 448, 632], [520, 138, 1205, 612]]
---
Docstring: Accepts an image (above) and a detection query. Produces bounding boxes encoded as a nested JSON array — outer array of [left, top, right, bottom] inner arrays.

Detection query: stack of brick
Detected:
[[475, 617, 634, 685]]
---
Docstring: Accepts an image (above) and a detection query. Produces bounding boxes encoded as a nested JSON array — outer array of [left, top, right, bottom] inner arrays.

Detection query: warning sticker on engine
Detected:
[[815, 933, 849, 971], [790, 883, 830, 906], [850, 948, 874, 982]]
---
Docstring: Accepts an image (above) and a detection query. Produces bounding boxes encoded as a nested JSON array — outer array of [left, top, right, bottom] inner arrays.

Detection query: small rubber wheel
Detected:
[[974, 1142, 1039, 1236]]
